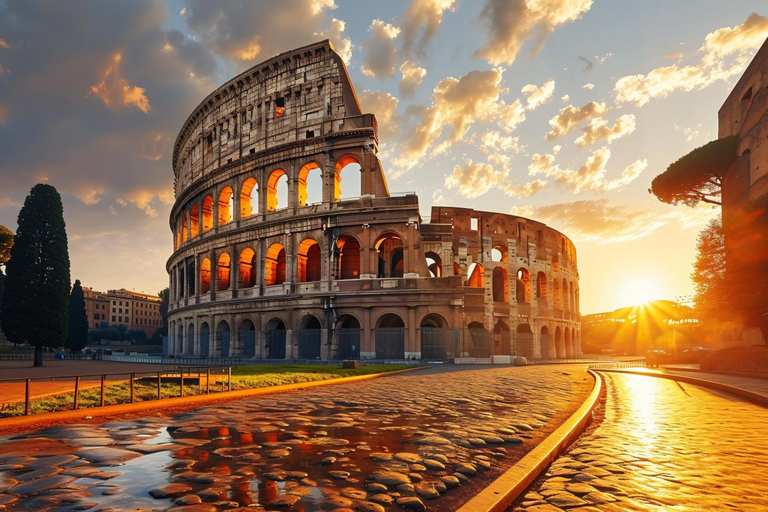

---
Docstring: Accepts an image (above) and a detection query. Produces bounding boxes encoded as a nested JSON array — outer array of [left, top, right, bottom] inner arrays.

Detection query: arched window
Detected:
[[216, 253, 231, 291], [467, 262, 485, 287], [202, 195, 214, 232], [200, 258, 211, 294], [218, 187, 234, 225], [334, 155, 361, 201], [181, 212, 188, 243], [298, 239, 321, 282], [187, 323, 195, 356], [491, 245, 507, 262], [492, 267, 508, 302], [175, 221, 182, 250], [239, 248, 256, 288], [240, 177, 258, 218], [265, 243, 286, 285], [375, 233, 404, 278], [177, 265, 185, 299], [336, 236, 360, 279], [216, 320, 230, 357], [267, 169, 288, 211], [190, 204, 200, 238], [425, 251, 442, 277], [516, 268, 531, 303], [537, 272, 547, 298], [298, 162, 322, 206], [186, 259, 196, 297]]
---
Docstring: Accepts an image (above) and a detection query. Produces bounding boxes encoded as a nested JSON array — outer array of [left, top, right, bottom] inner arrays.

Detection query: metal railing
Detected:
[[588, 361, 647, 370], [0, 366, 231, 417]]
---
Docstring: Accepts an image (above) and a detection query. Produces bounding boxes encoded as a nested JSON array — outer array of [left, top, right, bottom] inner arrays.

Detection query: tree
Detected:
[[0, 225, 13, 269], [1, 184, 71, 366], [66, 280, 89, 352], [692, 216, 728, 322], [650, 136, 739, 206]]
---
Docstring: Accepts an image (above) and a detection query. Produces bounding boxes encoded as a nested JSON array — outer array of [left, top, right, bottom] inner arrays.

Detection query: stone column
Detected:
[[362, 308, 374, 358], [407, 307, 418, 359]]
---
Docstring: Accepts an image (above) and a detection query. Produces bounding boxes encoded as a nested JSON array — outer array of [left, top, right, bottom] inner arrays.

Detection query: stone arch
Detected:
[[336, 234, 360, 280], [240, 177, 259, 218], [218, 186, 234, 225], [190, 204, 199, 238], [540, 325, 551, 359], [237, 319, 255, 357], [565, 326, 572, 358], [266, 169, 288, 211], [297, 314, 322, 360], [182, 212, 188, 242], [555, 325, 565, 359], [297, 238, 321, 282], [537, 272, 547, 298], [467, 262, 485, 287], [563, 278, 570, 310], [238, 248, 257, 288], [200, 258, 211, 294], [375, 233, 404, 278], [494, 320, 511, 355], [336, 314, 361, 360], [186, 259, 196, 297], [516, 268, 531, 303], [265, 243, 286, 286], [187, 322, 195, 356], [420, 313, 448, 328], [334, 154, 362, 201], [177, 264, 185, 299], [425, 251, 442, 277], [467, 321, 488, 358], [265, 317, 286, 360], [199, 322, 210, 357], [202, 195, 214, 232], [375, 313, 406, 360], [216, 320, 230, 358], [298, 161, 323, 206], [491, 243, 507, 262], [216, 253, 231, 291], [492, 267, 509, 302]]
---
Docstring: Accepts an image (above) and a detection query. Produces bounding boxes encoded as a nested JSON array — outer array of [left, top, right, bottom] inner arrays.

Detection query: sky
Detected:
[[1, 0, 767, 314]]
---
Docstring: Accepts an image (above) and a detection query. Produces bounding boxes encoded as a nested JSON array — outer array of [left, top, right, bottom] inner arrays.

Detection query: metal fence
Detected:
[[297, 329, 322, 360], [421, 328, 461, 361], [375, 328, 406, 359], [266, 329, 286, 359], [335, 329, 361, 360]]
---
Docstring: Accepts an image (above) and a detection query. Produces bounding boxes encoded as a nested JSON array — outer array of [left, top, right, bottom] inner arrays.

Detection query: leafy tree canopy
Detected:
[[650, 136, 739, 206], [692, 216, 727, 322]]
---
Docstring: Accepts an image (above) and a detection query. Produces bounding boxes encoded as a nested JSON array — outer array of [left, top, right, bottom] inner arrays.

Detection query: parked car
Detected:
[[645, 349, 668, 368], [680, 346, 714, 364]]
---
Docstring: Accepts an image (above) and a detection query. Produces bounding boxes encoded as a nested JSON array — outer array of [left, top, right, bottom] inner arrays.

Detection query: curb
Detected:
[[662, 366, 768, 381], [0, 366, 427, 434], [457, 369, 603, 512], [598, 368, 768, 407]]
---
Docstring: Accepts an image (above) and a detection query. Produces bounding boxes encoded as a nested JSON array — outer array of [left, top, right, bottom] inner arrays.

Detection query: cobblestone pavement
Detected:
[[515, 371, 768, 511], [0, 365, 591, 511]]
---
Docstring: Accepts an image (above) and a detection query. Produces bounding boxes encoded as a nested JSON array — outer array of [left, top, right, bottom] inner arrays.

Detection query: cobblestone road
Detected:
[[0, 365, 591, 511], [516, 371, 768, 511]]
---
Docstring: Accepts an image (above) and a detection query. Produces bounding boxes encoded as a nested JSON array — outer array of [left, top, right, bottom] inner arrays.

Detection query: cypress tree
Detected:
[[0, 184, 71, 366], [66, 280, 89, 353]]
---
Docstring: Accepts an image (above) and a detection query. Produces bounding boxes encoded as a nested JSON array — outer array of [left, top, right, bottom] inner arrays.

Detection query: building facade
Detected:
[[166, 40, 581, 361], [84, 287, 162, 337]]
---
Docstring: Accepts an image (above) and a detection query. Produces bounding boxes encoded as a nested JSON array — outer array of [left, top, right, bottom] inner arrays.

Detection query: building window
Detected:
[[112, 316, 116, 322]]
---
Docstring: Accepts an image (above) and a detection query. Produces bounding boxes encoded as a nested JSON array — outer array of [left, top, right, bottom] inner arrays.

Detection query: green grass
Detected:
[[0, 364, 417, 417]]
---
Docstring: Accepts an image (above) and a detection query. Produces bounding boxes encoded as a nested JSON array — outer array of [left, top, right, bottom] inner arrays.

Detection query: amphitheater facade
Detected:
[[166, 40, 581, 361]]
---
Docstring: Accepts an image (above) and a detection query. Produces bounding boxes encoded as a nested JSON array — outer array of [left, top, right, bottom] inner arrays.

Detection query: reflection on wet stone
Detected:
[[0, 366, 588, 510]]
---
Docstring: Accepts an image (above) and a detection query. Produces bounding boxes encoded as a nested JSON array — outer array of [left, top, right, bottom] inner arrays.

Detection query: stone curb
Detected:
[[598, 368, 768, 407], [457, 369, 603, 512], [0, 366, 427, 434]]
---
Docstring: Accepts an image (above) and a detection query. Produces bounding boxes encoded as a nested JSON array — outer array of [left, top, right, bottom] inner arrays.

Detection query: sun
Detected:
[[618, 277, 665, 307]]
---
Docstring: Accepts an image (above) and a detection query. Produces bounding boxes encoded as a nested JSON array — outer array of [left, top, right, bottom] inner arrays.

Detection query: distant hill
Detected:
[[582, 300, 700, 355]]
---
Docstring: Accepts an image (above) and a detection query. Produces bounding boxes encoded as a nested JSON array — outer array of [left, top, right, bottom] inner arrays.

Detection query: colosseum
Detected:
[[166, 40, 581, 362]]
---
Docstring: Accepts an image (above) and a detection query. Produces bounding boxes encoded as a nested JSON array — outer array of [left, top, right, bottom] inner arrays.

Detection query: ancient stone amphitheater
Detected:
[[167, 40, 581, 362]]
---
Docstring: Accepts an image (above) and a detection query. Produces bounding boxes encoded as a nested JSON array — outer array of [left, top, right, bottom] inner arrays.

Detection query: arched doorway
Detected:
[[265, 318, 286, 359], [239, 248, 256, 288], [420, 314, 453, 361], [199, 322, 210, 357], [516, 324, 534, 358], [494, 320, 511, 356], [335, 315, 361, 360], [298, 162, 323, 206], [265, 243, 286, 286], [297, 239, 321, 282], [216, 321, 230, 358], [298, 315, 322, 360], [467, 263, 485, 287], [565, 327, 572, 358], [336, 235, 360, 279], [516, 268, 530, 303], [238, 320, 256, 358], [187, 323, 195, 356], [540, 326, 551, 359], [335, 155, 362, 201], [467, 321, 490, 358], [493, 267, 509, 302], [425, 251, 442, 277], [555, 326, 564, 359], [375, 314, 405, 359], [375, 234, 404, 278]]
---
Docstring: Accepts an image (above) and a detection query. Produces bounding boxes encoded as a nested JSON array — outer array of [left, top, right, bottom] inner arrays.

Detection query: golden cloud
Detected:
[[545, 101, 606, 141], [360, 19, 401, 78], [399, 60, 427, 98], [89, 53, 151, 113], [522, 78, 555, 110], [574, 114, 637, 147], [401, 0, 458, 56], [445, 158, 545, 198]]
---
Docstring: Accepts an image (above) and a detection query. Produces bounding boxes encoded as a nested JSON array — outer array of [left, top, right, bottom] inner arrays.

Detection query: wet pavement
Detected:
[[0, 365, 592, 511], [515, 371, 768, 511]]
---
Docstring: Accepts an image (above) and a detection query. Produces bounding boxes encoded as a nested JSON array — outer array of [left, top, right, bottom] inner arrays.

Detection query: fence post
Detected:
[[24, 379, 30, 416], [130, 373, 135, 403], [206, 368, 210, 394], [180, 369, 184, 398], [157, 372, 162, 400], [74, 376, 80, 410], [198, 369, 202, 395], [100, 375, 106, 407], [228, 367, 231, 392]]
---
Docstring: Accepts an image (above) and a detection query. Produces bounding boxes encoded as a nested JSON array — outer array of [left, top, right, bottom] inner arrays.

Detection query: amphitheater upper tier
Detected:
[[166, 40, 581, 362]]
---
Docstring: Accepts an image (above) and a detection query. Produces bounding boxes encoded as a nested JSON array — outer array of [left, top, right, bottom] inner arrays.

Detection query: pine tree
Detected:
[[692, 216, 727, 322], [0, 184, 71, 366], [66, 280, 89, 352]]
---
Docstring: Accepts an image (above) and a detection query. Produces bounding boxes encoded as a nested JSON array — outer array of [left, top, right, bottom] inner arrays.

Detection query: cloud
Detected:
[[180, 0, 339, 63], [614, 13, 768, 106], [545, 101, 606, 140], [401, 0, 458, 57], [480, 130, 524, 154], [561, 94, 570, 102], [399, 60, 427, 98], [357, 90, 401, 148], [89, 54, 151, 113], [360, 19, 401, 78], [574, 114, 637, 147], [319, 18, 352, 65], [595, 52, 613, 65], [663, 50, 684, 60], [521, 79, 555, 110], [511, 199, 717, 244], [445, 158, 545, 198], [476, 0, 594, 65], [528, 146, 647, 193], [582, 82, 594, 90]]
